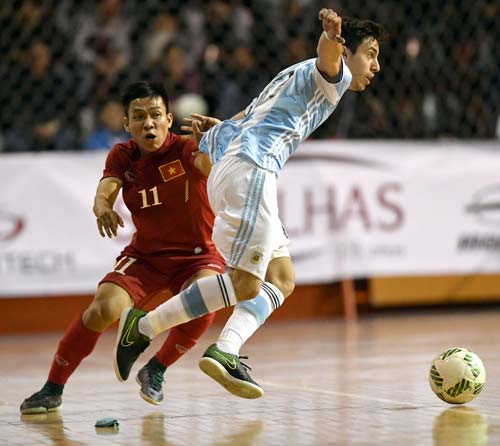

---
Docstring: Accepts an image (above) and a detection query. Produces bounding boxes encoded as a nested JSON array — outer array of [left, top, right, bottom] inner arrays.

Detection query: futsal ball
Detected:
[[429, 348, 486, 404]]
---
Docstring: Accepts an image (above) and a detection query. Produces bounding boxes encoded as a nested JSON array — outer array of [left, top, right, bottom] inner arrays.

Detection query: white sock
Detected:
[[216, 282, 284, 355], [139, 273, 237, 339]]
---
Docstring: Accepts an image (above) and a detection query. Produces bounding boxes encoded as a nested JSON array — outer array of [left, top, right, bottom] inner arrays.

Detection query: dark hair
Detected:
[[121, 81, 170, 116], [342, 17, 389, 54]]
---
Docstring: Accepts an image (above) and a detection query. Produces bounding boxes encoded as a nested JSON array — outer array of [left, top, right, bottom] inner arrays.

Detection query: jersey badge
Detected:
[[124, 170, 136, 182], [159, 160, 186, 182], [250, 247, 265, 265]]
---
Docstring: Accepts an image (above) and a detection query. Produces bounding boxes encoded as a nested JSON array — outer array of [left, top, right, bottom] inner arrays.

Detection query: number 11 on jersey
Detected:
[[138, 186, 163, 209]]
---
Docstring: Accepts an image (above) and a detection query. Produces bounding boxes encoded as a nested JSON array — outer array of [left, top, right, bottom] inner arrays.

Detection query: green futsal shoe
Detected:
[[114, 307, 150, 382], [199, 344, 264, 399]]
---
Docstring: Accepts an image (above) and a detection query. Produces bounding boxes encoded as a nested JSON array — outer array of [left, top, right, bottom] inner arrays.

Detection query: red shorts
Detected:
[[99, 247, 225, 308]]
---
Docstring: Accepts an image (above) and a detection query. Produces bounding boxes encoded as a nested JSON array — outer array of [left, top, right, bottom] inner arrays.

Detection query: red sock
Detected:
[[155, 312, 215, 367], [47, 314, 101, 385]]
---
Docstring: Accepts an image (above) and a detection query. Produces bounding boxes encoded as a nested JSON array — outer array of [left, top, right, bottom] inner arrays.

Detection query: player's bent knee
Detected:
[[83, 301, 121, 330], [235, 284, 262, 302], [265, 275, 295, 298], [82, 305, 108, 331], [230, 270, 263, 302]]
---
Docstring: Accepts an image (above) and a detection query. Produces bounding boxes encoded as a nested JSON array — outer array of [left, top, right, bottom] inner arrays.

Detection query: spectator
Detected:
[[73, 0, 131, 105], [84, 100, 129, 150], [149, 43, 201, 102], [3, 40, 78, 151], [214, 45, 269, 119], [140, 13, 180, 68]]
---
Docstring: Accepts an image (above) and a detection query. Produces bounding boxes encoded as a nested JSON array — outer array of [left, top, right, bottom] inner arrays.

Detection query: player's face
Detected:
[[123, 96, 173, 154], [344, 38, 380, 92]]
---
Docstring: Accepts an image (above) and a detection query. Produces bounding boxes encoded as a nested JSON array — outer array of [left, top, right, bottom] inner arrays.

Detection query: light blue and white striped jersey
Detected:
[[199, 57, 352, 173]]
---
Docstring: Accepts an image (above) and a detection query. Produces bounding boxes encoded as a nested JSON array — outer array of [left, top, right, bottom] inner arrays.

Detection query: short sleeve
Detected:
[[102, 144, 129, 182], [180, 136, 200, 171], [245, 97, 258, 116], [313, 58, 352, 104]]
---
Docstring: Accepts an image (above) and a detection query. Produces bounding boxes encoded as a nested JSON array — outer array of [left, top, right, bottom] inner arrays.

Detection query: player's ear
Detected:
[[123, 116, 130, 133], [166, 112, 174, 128]]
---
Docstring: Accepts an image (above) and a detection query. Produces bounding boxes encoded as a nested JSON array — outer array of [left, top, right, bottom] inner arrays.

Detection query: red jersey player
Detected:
[[20, 81, 224, 413]]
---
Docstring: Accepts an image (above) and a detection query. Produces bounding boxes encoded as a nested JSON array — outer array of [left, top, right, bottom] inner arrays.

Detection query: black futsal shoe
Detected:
[[20, 382, 63, 414]]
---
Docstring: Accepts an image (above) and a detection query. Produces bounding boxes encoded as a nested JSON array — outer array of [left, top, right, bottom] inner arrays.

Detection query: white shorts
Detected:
[[207, 155, 290, 280]]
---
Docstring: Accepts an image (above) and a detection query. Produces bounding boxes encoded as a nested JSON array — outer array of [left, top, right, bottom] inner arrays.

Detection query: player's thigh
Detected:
[[228, 267, 263, 301], [208, 156, 279, 282], [83, 282, 133, 331], [100, 255, 169, 309], [265, 255, 295, 298], [83, 255, 165, 330], [181, 268, 220, 291]]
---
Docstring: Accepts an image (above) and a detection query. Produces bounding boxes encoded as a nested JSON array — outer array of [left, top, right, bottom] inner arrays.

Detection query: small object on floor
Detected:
[[95, 417, 119, 429]]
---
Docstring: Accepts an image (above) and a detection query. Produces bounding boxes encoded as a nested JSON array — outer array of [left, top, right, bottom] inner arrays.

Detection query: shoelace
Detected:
[[148, 368, 165, 391], [238, 355, 252, 371]]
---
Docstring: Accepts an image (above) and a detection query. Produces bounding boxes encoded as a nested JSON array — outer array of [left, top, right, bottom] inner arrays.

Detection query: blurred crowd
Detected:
[[0, 0, 499, 152]]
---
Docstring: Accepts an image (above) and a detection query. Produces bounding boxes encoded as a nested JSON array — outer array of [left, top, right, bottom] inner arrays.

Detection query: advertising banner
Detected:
[[1, 141, 500, 296]]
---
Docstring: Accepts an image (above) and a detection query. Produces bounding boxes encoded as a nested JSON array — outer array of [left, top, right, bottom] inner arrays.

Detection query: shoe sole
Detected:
[[199, 357, 264, 399], [114, 307, 133, 382], [20, 403, 63, 415], [135, 375, 163, 406]]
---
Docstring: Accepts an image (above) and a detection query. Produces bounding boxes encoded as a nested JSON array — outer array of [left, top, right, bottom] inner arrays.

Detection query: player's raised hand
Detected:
[[181, 114, 221, 133], [319, 8, 345, 44], [181, 113, 221, 144], [96, 209, 124, 238]]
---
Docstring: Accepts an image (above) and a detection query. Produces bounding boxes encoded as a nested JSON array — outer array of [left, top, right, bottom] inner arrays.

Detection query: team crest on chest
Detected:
[[158, 160, 185, 182], [124, 170, 136, 182]]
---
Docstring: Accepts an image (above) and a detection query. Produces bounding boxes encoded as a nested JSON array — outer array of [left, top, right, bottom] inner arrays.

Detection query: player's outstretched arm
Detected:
[[181, 113, 222, 145], [193, 150, 212, 176], [93, 177, 124, 238], [316, 8, 344, 80]]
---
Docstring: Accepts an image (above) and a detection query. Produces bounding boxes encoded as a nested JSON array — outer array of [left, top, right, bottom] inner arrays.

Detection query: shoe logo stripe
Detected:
[[211, 350, 238, 370], [120, 316, 137, 347]]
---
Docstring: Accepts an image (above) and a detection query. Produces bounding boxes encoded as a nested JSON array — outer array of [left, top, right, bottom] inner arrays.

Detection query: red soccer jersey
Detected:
[[102, 132, 217, 257]]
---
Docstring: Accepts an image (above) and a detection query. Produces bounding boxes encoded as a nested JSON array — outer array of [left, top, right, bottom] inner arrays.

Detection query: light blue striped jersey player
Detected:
[[199, 57, 352, 173]]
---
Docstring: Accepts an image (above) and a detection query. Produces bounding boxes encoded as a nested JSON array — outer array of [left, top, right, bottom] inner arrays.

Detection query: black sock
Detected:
[[147, 356, 167, 374], [44, 381, 64, 395]]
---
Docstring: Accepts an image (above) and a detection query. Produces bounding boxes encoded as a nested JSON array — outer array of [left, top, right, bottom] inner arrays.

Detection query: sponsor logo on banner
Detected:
[[0, 210, 24, 242], [4, 142, 500, 294], [464, 183, 500, 227], [288, 152, 394, 170], [457, 235, 500, 251], [458, 184, 500, 252], [279, 151, 406, 268], [0, 251, 76, 275], [278, 181, 406, 262]]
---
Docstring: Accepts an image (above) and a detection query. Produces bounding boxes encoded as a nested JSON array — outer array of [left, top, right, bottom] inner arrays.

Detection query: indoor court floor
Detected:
[[1, 307, 499, 445]]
